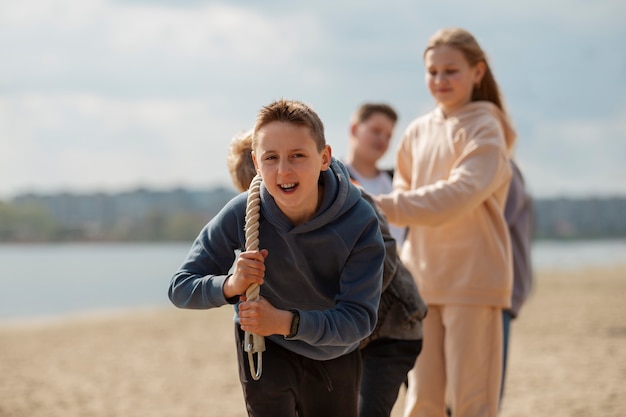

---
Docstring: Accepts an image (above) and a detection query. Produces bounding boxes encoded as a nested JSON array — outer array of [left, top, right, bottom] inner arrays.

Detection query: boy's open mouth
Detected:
[[279, 183, 297, 192]]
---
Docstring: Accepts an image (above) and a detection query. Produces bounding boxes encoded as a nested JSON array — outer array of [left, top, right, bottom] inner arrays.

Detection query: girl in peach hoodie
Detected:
[[373, 28, 516, 417]]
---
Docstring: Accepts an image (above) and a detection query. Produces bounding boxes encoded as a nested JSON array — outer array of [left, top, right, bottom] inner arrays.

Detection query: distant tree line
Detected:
[[0, 188, 625, 242], [0, 187, 237, 243], [532, 196, 626, 239]]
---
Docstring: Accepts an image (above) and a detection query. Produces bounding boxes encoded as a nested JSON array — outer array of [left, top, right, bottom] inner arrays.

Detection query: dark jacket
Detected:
[[358, 189, 427, 347], [504, 160, 533, 317]]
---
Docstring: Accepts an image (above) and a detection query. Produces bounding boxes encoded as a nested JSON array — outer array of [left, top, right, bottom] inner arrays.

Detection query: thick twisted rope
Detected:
[[244, 174, 265, 380]]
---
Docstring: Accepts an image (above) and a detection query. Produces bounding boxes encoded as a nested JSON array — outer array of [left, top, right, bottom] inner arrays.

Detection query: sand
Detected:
[[1, 266, 625, 417]]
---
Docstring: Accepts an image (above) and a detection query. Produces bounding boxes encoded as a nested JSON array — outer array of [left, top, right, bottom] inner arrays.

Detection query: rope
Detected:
[[243, 174, 265, 380]]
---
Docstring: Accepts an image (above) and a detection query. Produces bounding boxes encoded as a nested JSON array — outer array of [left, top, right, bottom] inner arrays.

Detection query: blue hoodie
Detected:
[[169, 158, 384, 360]]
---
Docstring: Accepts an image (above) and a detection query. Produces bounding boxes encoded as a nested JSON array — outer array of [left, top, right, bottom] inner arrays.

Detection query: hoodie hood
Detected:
[[258, 157, 362, 234], [435, 101, 517, 154]]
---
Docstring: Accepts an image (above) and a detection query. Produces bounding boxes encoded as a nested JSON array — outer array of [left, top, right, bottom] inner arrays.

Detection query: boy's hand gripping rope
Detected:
[[244, 174, 265, 380]]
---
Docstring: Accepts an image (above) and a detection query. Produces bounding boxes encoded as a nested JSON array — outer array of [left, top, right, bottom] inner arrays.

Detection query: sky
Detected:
[[1, 0, 625, 200]]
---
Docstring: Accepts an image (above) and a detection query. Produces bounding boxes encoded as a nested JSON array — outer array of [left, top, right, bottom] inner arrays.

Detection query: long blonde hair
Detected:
[[425, 28, 506, 115]]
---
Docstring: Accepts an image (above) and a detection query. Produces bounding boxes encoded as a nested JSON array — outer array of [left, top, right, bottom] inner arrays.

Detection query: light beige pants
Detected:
[[404, 305, 502, 417]]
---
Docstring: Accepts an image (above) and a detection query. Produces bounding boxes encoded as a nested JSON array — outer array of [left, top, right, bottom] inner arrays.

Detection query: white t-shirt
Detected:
[[347, 166, 406, 245]]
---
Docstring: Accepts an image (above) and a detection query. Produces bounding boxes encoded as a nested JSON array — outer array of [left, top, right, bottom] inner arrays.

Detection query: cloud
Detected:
[[0, 0, 105, 29], [0, 0, 321, 98], [518, 109, 626, 197], [103, 3, 315, 62], [0, 0, 625, 198], [0, 93, 243, 196]]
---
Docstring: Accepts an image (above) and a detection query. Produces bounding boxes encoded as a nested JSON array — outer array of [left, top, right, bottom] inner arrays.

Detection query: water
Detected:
[[531, 238, 626, 269], [0, 239, 624, 321], [0, 242, 192, 320]]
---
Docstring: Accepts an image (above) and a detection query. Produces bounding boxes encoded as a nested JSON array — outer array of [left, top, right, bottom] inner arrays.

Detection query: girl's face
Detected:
[[252, 121, 331, 225], [351, 113, 395, 166], [424, 44, 485, 116]]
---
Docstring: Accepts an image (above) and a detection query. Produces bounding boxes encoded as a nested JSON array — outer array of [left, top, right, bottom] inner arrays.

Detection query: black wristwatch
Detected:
[[286, 310, 300, 338]]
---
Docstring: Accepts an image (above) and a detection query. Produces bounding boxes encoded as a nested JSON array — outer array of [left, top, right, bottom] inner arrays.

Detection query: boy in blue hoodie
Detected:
[[169, 99, 385, 417]]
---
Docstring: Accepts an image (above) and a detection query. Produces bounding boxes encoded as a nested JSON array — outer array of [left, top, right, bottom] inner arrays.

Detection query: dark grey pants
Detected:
[[236, 326, 362, 417], [359, 338, 422, 417]]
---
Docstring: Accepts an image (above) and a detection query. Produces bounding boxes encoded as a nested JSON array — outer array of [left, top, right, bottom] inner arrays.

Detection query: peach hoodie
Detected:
[[374, 101, 516, 308]]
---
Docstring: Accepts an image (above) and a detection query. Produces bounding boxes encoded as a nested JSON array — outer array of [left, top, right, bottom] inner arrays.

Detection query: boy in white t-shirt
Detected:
[[345, 103, 406, 244], [345, 103, 425, 417]]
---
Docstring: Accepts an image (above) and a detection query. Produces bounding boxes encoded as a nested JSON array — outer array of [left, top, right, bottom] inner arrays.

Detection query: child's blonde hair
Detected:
[[252, 99, 326, 152], [425, 28, 506, 114], [227, 129, 257, 192]]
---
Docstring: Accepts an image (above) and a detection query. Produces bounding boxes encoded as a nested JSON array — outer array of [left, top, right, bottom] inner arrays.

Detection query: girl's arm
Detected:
[[376, 119, 511, 227]]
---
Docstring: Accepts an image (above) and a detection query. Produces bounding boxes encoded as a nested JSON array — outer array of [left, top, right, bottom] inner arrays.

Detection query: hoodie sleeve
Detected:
[[168, 195, 246, 309], [376, 115, 512, 227]]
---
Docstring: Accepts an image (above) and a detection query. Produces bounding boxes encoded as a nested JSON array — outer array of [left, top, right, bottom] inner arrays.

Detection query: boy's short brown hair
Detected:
[[227, 129, 257, 192], [252, 99, 326, 152], [352, 103, 398, 125]]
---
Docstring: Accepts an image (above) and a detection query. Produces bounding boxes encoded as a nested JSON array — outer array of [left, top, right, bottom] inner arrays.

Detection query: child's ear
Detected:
[[350, 122, 359, 137], [251, 151, 260, 171], [320, 145, 332, 171], [474, 61, 486, 85]]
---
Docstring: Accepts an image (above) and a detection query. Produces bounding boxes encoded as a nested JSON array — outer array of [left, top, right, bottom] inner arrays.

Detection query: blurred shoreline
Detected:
[[1, 239, 625, 322]]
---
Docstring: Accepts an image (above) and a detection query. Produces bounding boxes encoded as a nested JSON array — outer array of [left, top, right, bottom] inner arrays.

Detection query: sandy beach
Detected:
[[2, 266, 625, 417]]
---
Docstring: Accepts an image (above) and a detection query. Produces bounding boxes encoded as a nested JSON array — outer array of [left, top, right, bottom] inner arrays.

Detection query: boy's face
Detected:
[[252, 121, 331, 225], [351, 113, 395, 165]]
